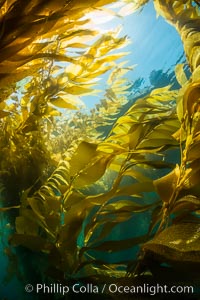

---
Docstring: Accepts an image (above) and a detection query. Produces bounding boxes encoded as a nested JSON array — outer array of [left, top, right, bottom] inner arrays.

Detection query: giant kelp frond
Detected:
[[103, 85, 180, 154], [0, 0, 134, 203], [0, 0, 131, 120], [90, 62, 135, 130], [154, 0, 200, 72], [9, 82, 182, 278], [130, 0, 200, 275], [148, 0, 200, 227], [2, 0, 200, 286], [16, 29, 131, 134], [141, 222, 200, 275]]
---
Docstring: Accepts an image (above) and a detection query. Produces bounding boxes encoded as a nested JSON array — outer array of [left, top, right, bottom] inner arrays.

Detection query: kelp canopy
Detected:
[[0, 0, 200, 294]]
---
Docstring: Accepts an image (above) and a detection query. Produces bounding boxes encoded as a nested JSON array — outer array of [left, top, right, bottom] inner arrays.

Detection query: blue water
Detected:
[[82, 0, 185, 109]]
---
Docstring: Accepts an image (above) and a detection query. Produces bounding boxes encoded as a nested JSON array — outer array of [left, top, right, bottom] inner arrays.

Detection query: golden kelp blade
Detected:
[[175, 63, 188, 87], [153, 166, 180, 203], [142, 223, 200, 266], [0, 0, 132, 120]]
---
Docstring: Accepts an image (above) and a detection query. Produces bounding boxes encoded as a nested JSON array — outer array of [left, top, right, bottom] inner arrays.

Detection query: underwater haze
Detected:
[[0, 1, 200, 300]]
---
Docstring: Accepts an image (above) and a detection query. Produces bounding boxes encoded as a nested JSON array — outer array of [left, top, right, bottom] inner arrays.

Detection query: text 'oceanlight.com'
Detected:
[[24, 283, 194, 296]]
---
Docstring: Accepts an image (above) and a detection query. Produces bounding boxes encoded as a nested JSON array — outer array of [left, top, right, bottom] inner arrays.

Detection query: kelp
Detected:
[[0, 0, 131, 122], [0, 0, 200, 290], [154, 0, 200, 71], [8, 85, 181, 279], [132, 0, 200, 276], [0, 0, 132, 203], [142, 222, 200, 270]]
